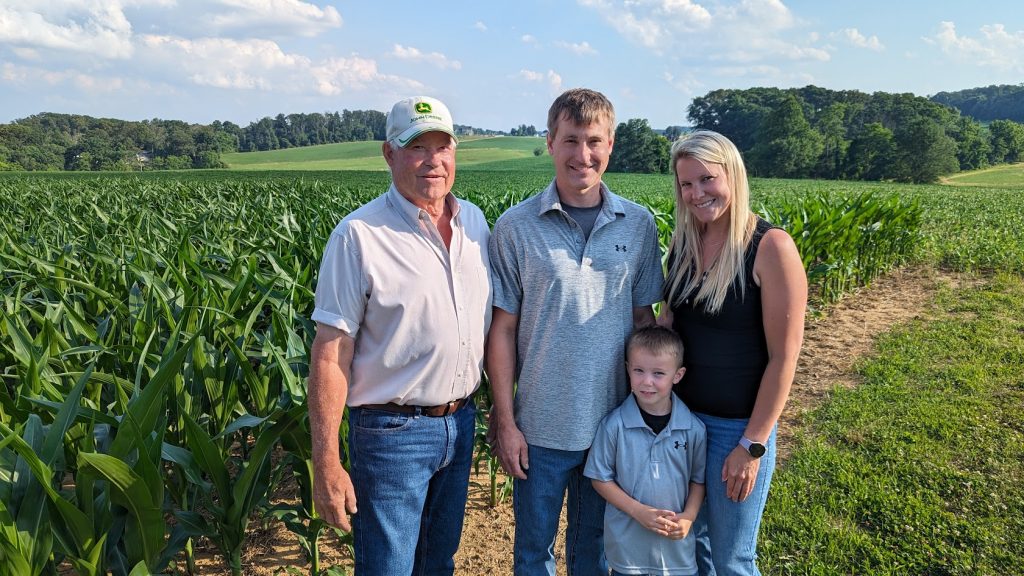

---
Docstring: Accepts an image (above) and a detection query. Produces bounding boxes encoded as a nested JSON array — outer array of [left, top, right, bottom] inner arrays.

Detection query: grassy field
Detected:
[[764, 273, 1024, 575], [222, 135, 551, 171], [941, 162, 1024, 186]]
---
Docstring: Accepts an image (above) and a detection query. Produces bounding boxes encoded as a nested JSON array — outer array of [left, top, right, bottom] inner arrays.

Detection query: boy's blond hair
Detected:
[[626, 325, 685, 368]]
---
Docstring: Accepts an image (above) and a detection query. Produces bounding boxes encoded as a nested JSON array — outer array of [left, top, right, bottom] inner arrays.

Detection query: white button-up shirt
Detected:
[[312, 185, 492, 406]]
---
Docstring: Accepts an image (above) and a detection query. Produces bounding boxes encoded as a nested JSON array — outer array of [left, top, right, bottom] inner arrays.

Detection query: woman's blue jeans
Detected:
[[692, 413, 776, 576], [513, 444, 609, 576], [347, 401, 476, 576]]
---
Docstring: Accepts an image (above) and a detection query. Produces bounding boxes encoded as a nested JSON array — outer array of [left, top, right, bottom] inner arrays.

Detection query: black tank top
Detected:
[[669, 217, 775, 418]]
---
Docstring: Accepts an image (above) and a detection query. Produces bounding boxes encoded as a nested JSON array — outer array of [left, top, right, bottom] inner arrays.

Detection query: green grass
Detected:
[[762, 273, 1024, 575], [221, 136, 551, 171], [941, 162, 1024, 187]]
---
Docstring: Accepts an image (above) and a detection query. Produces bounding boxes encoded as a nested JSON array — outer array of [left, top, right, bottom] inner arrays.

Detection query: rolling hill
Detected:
[[221, 135, 552, 171]]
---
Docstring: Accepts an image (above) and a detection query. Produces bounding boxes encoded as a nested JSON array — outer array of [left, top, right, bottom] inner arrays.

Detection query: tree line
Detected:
[[0, 108, 517, 171], [0, 114, 235, 171], [5, 85, 1024, 178], [931, 84, 1024, 124], [610, 85, 1024, 183]]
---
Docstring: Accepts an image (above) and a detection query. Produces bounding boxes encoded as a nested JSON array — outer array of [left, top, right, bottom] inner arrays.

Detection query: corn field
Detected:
[[4, 169, 1011, 575]]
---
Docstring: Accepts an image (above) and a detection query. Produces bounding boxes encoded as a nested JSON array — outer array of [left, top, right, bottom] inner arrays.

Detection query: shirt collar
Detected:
[[537, 179, 625, 219], [386, 184, 461, 228], [621, 393, 694, 432]]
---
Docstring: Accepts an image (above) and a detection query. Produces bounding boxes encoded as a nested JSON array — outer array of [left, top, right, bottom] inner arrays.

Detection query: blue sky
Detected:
[[2, 1, 1023, 132]]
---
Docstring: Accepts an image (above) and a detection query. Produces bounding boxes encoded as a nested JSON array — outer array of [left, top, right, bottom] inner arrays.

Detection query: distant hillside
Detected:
[[221, 136, 552, 171], [931, 84, 1024, 123]]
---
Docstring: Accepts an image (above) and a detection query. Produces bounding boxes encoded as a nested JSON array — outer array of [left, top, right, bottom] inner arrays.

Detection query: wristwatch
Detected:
[[739, 436, 766, 458]]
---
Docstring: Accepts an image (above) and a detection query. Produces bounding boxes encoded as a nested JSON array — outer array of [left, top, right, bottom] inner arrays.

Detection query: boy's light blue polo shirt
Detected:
[[584, 393, 707, 576]]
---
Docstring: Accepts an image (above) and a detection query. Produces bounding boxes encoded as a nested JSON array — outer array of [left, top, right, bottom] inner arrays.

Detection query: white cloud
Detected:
[[554, 40, 598, 56], [201, 0, 342, 37], [663, 71, 703, 96], [0, 2, 135, 58], [2, 61, 126, 93], [516, 68, 562, 94], [0, 2, 425, 103], [517, 69, 544, 82], [521, 34, 538, 45], [138, 35, 309, 90], [0, 0, 342, 64], [836, 28, 884, 51], [390, 44, 462, 70], [546, 70, 563, 93], [474, 21, 487, 32], [12, 47, 42, 60], [577, 0, 712, 50], [578, 0, 828, 63], [134, 35, 422, 96], [311, 56, 423, 96], [927, 21, 1024, 72]]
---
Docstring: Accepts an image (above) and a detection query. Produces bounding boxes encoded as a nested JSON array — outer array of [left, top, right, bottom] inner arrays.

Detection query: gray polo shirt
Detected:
[[584, 394, 707, 576], [312, 185, 492, 407], [489, 180, 664, 451]]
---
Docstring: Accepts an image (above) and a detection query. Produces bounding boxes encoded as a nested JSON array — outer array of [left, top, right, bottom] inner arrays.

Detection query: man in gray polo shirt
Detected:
[[487, 88, 664, 575], [308, 96, 492, 575]]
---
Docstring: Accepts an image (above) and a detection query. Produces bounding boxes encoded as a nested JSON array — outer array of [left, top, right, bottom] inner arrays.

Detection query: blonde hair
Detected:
[[627, 326, 685, 368], [666, 130, 757, 314], [546, 88, 615, 139]]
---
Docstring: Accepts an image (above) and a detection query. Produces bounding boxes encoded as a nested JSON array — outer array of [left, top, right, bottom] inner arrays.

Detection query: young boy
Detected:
[[584, 326, 707, 576]]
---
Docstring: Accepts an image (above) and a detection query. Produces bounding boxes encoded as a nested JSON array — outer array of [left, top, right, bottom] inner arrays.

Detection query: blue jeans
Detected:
[[692, 413, 776, 576], [612, 572, 695, 576], [513, 444, 608, 576], [348, 400, 476, 576]]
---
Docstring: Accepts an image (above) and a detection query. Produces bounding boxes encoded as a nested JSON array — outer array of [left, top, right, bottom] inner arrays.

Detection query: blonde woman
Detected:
[[659, 130, 806, 576]]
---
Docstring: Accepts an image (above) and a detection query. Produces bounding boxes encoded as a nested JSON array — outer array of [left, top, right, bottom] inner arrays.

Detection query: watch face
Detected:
[[748, 442, 766, 458]]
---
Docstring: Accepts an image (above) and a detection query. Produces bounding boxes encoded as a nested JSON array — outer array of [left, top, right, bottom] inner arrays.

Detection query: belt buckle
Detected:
[[436, 399, 458, 417]]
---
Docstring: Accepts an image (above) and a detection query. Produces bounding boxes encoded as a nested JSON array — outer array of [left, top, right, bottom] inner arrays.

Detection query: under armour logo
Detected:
[[674, 440, 687, 450], [615, 244, 627, 252]]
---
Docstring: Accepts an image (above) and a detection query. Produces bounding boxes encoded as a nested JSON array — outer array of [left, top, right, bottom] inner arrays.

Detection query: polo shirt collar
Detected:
[[386, 184, 461, 228], [537, 179, 625, 219], [621, 393, 695, 432]]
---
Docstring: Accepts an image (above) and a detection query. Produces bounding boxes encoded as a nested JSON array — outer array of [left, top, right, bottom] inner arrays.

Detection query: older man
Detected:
[[308, 96, 492, 576]]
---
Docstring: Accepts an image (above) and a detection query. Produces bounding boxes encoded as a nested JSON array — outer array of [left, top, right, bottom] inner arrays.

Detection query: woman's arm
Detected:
[[721, 227, 807, 502]]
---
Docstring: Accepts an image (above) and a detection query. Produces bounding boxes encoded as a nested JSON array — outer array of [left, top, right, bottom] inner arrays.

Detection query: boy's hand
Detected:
[[660, 513, 694, 540], [631, 506, 680, 537]]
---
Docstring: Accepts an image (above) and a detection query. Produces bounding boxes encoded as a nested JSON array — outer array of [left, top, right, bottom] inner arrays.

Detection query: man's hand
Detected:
[[313, 461, 358, 532], [489, 412, 529, 479]]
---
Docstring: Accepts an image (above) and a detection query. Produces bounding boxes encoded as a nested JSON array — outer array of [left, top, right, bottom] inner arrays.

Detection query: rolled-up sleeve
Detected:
[[312, 227, 367, 338]]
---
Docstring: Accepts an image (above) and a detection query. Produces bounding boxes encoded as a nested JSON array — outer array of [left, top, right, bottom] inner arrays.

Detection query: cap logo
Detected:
[[415, 102, 432, 114]]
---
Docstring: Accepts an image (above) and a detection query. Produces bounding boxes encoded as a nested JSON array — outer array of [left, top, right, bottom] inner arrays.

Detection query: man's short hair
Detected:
[[546, 88, 615, 139], [626, 325, 685, 368]]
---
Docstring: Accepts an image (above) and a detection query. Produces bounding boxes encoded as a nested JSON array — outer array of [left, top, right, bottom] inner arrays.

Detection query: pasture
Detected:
[[222, 135, 551, 171], [940, 161, 1024, 187], [0, 162, 1022, 575]]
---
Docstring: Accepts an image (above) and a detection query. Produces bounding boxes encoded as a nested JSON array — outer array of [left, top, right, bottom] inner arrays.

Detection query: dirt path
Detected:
[[191, 266, 961, 575]]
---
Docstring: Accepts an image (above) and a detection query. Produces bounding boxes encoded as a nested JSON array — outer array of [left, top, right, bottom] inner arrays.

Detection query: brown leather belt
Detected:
[[361, 397, 468, 417]]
